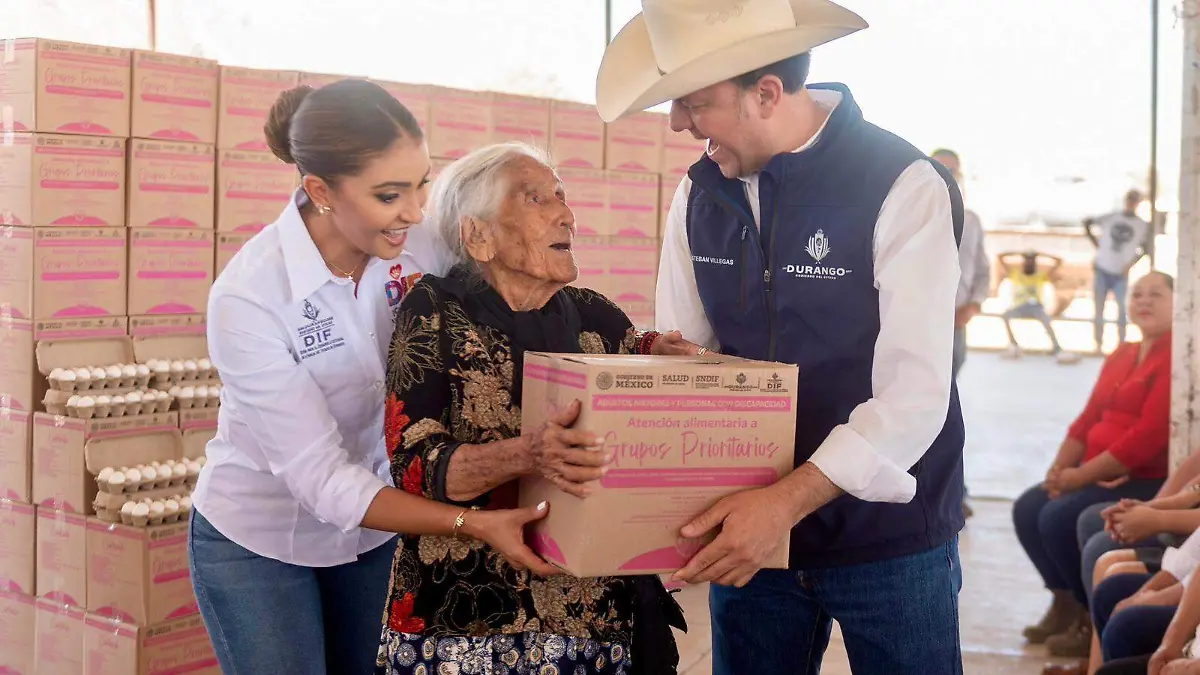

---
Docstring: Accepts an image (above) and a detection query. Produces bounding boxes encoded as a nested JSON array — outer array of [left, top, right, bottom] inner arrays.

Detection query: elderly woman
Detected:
[[377, 142, 694, 675], [1015, 271, 1175, 657]]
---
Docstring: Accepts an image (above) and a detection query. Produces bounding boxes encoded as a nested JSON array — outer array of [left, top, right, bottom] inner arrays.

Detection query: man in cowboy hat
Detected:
[[597, 1, 967, 673]]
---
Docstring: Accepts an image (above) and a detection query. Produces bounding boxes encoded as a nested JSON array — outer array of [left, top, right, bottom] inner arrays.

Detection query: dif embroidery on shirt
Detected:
[[784, 229, 853, 280], [297, 299, 346, 360]]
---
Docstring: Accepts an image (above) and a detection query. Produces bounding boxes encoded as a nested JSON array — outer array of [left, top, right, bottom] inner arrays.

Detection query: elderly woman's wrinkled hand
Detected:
[[651, 330, 707, 356], [528, 399, 613, 498]]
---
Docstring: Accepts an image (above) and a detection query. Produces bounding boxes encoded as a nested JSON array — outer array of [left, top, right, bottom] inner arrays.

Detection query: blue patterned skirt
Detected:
[[376, 628, 631, 675]]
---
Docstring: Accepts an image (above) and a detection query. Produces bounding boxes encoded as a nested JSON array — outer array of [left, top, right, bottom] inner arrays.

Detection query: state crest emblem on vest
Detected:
[[806, 229, 831, 263]]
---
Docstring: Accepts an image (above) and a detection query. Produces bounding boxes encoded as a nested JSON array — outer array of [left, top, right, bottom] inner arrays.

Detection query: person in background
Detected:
[[932, 148, 990, 520], [932, 149, 990, 380], [998, 250, 1080, 364], [1013, 271, 1174, 660], [191, 80, 556, 675], [604, 1, 969, 673], [1085, 190, 1151, 354], [1095, 566, 1200, 675], [379, 142, 694, 674]]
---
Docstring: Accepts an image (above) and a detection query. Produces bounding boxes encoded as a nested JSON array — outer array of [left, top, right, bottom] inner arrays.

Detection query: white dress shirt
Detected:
[[193, 192, 397, 567], [956, 210, 990, 310], [656, 90, 959, 504]]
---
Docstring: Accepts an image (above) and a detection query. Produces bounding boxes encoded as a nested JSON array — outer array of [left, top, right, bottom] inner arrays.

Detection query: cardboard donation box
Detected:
[[0, 590, 35, 675], [0, 39, 132, 137], [558, 168, 609, 237], [607, 171, 659, 239], [127, 140, 217, 229], [0, 133, 127, 228], [520, 353, 798, 576], [33, 227, 128, 320], [127, 229, 215, 315], [549, 100, 605, 169], [216, 67, 299, 151], [372, 80, 431, 132], [35, 597, 85, 674], [214, 232, 255, 277], [82, 613, 220, 675], [490, 94, 550, 148], [0, 315, 35, 410], [605, 111, 665, 174], [87, 518, 196, 626], [37, 507, 87, 608], [130, 51, 219, 144], [0, 408, 32, 502], [216, 150, 296, 232], [428, 87, 493, 159], [0, 500, 35, 595]]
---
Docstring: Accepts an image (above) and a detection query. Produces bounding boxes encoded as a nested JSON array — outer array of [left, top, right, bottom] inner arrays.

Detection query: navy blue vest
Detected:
[[685, 83, 966, 568]]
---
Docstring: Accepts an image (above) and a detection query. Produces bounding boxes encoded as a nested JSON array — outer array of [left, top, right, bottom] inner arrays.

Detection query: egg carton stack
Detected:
[[44, 362, 175, 419], [141, 358, 222, 410], [92, 458, 203, 526]]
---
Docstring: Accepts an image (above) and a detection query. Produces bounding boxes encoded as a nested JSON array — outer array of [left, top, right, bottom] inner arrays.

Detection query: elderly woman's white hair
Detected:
[[427, 142, 556, 269]]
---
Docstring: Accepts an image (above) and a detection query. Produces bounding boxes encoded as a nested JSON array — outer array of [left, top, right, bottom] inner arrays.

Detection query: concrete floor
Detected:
[[674, 348, 1107, 674]]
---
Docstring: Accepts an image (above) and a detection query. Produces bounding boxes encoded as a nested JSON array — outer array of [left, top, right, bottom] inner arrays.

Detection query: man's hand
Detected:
[[651, 330, 706, 356], [1161, 658, 1200, 675], [672, 464, 840, 588], [954, 303, 981, 329], [1150, 642, 1188, 675]]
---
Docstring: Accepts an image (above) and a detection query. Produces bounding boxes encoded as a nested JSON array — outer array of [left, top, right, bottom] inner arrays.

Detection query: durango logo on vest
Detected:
[[784, 229, 853, 280]]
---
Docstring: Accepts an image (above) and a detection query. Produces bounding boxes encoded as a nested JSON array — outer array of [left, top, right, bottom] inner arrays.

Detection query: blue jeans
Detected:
[[1013, 481, 1162, 606], [188, 510, 398, 675], [1094, 268, 1129, 347], [709, 537, 962, 675], [1092, 573, 1176, 662]]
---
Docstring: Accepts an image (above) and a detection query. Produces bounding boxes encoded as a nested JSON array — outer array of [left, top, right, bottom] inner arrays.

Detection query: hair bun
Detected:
[[264, 85, 314, 165]]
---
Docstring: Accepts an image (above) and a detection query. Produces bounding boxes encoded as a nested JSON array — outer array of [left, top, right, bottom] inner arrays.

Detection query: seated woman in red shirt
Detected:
[[1013, 271, 1174, 648]]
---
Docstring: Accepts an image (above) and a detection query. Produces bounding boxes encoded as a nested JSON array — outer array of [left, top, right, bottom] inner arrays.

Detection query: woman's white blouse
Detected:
[[192, 193, 413, 567]]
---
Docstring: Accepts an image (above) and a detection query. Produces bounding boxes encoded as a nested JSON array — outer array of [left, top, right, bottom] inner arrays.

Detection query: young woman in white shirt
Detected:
[[189, 79, 560, 675]]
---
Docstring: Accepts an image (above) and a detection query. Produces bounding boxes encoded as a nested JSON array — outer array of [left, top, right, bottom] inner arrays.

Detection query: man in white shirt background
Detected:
[[1084, 190, 1150, 353], [596, 1, 967, 673]]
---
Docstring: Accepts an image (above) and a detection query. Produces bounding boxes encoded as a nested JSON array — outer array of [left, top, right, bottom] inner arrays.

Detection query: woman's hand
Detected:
[[527, 400, 612, 498], [1046, 467, 1088, 498], [1162, 659, 1200, 675], [1112, 505, 1164, 544], [466, 502, 560, 577], [1150, 642, 1188, 675], [651, 330, 708, 356]]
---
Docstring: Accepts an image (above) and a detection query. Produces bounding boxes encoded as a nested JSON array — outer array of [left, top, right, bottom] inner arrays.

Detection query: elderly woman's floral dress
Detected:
[[377, 271, 678, 675]]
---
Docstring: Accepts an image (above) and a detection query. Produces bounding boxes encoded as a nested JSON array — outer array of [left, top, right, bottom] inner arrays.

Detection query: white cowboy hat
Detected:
[[595, 0, 867, 123]]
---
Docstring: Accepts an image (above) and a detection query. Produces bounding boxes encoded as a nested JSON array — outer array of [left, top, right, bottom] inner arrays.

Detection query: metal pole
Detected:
[[1150, 0, 1160, 265], [605, 0, 614, 45], [148, 0, 157, 51]]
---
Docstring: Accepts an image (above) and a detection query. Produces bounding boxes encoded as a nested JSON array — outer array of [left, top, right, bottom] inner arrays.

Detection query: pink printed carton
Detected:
[[127, 228, 215, 315], [520, 353, 797, 577], [32, 227, 127, 320], [607, 237, 660, 331], [0, 408, 32, 503], [428, 87, 494, 159], [0, 133, 127, 228], [570, 235, 613, 299], [86, 518, 197, 626], [216, 149, 297, 232], [0, 316, 35, 414], [0, 501, 35, 595], [0, 38, 131, 137], [82, 613, 220, 675], [490, 94, 550, 148], [216, 67, 299, 151], [0, 590, 35, 675], [558, 168, 609, 236], [662, 129, 707, 176], [35, 596, 85, 674], [130, 51, 218, 144], [36, 507, 87, 608], [659, 171, 686, 238], [606, 171, 660, 239], [0, 226, 34, 319], [127, 140, 217, 229], [549, 100, 605, 169], [298, 71, 361, 89], [372, 80, 431, 132], [604, 111, 665, 174]]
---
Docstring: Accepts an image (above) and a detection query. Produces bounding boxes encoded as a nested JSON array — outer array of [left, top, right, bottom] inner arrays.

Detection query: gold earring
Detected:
[[317, 204, 332, 215]]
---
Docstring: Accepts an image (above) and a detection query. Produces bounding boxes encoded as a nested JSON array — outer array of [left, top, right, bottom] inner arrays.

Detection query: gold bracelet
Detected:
[[453, 506, 479, 540]]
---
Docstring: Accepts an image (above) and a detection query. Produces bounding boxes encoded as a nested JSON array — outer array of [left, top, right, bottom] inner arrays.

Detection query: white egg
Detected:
[[132, 503, 149, 517], [95, 395, 111, 406], [183, 360, 198, 375], [170, 360, 184, 375], [156, 391, 169, 402], [112, 395, 126, 405], [164, 459, 177, 468], [195, 456, 207, 468], [125, 392, 142, 404], [179, 496, 192, 511], [121, 501, 136, 515], [136, 364, 150, 377], [67, 395, 81, 407], [122, 364, 136, 379], [179, 387, 195, 399], [195, 386, 209, 400], [153, 361, 169, 374], [198, 358, 212, 372], [77, 396, 95, 408], [108, 471, 127, 488], [105, 365, 121, 380], [90, 367, 106, 381], [49, 368, 64, 380], [168, 386, 181, 398], [172, 463, 187, 479], [164, 499, 179, 514], [186, 460, 201, 476], [74, 367, 91, 381], [149, 501, 165, 516], [145, 359, 160, 370], [59, 370, 77, 382], [142, 466, 158, 483], [125, 468, 142, 484], [97, 467, 113, 482]]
